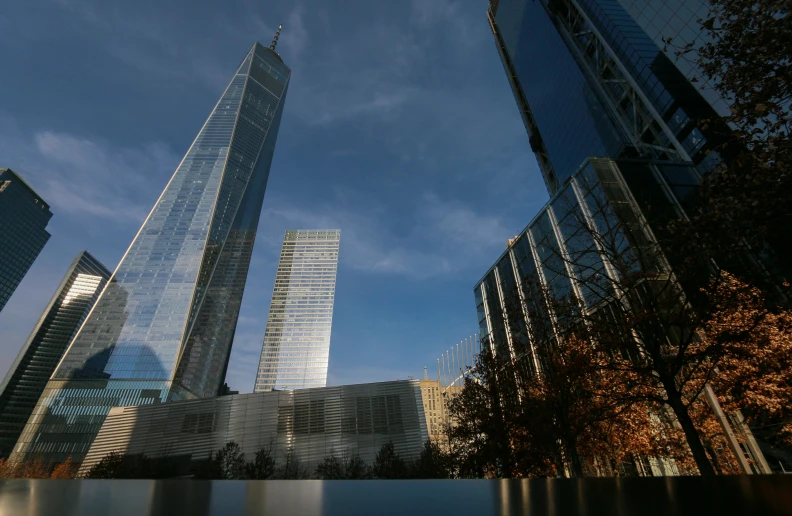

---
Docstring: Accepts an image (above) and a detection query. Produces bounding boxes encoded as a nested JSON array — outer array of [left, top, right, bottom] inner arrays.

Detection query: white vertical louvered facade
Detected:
[[255, 230, 340, 392]]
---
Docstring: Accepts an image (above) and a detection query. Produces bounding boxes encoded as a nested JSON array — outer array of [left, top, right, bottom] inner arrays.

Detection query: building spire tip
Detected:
[[270, 23, 283, 51]]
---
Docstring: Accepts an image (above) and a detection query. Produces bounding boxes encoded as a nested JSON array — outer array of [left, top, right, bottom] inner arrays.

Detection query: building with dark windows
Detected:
[[615, 0, 730, 117], [255, 230, 341, 393], [479, 0, 780, 474], [0, 251, 110, 458], [11, 37, 291, 466], [77, 380, 428, 477], [488, 0, 721, 198], [0, 168, 53, 313]]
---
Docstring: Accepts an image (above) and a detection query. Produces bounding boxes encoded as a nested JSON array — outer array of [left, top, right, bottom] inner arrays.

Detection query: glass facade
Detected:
[[255, 230, 341, 392], [489, 0, 626, 194], [0, 251, 110, 457], [615, 0, 730, 116], [11, 42, 290, 465], [474, 158, 681, 354], [488, 0, 722, 196], [0, 168, 53, 313], [78, 380, 427, 477]]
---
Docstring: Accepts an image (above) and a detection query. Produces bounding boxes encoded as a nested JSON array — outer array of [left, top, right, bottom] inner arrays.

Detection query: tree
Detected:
[[344, 454, 372, 479], [214, 441, 246, 480], [315, 456, 345, 479], [276, 447, 309, 480], [410, 440, 450, 479], [372, 442, 408, 479], [85, 451, 126, 479], [313, 452, 372, 480], [704, 273, 792, 451], [50, 457, 76, 479], [245, 443, 277, 480], [443, 348, 526, 478], [663, 0, 792, 294]]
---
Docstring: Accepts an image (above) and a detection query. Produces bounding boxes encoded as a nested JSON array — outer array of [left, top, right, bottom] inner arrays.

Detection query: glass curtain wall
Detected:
[[255, 230, 341, 392], [0, 251, 110, 457], [0, 169, 52, 313], [11, 42, 290, 465]]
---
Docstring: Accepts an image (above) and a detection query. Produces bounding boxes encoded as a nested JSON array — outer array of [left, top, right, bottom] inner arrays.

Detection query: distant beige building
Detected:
[[419, 378, 462, 447]]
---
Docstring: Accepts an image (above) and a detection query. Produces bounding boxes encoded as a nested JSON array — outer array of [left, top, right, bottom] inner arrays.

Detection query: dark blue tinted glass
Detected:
[[494, 0, 625, 191]]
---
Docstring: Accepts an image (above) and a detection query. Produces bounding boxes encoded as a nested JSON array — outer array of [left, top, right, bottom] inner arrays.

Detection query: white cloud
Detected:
[[260, 188, 510, 279], [409, 0, 482, 49], [0, 116, 178, 222]]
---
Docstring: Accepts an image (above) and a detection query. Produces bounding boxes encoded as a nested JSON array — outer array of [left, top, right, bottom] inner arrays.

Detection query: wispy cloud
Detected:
[[409, 0, 482, 48], [260, 188, 510, 279], [0, 116, 178, 222]]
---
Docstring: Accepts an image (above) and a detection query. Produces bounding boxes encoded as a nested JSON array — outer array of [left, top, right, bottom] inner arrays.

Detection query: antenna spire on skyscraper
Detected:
[[270, 24, 282, 51]]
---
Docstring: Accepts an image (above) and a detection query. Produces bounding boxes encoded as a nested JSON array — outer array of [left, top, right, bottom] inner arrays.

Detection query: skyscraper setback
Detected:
[[0, 251, 110, 458], [11, 39, 291, 465], [0, 168, 53, 314], [255, 230, 340, 392]]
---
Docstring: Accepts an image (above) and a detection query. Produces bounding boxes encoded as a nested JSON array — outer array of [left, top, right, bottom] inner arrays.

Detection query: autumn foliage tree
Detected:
[[704, 273, 792, 451]]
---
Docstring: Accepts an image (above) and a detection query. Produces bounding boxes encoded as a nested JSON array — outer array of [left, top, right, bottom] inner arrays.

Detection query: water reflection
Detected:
[[0, 477, 791, 516]]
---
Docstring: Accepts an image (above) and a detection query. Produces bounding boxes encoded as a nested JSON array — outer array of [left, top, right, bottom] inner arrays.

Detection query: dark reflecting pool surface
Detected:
[[0, 476, 791, 516]]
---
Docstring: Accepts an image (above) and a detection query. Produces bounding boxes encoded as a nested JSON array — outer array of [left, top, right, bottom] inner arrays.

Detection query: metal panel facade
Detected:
[[79, 380, 428, 475]]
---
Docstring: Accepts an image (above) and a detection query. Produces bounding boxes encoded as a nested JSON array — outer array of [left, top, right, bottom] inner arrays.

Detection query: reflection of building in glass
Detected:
[[476, 158, 673, 355], [0, 168, 52, 313], [255, 230, 340, 392], [78, 380, 427, 476], [614, 0, 730, 116], [0, 251, 110, 458], [11, 39, 291, 465], [488, 0, 721, 197], [476, 158, 689, 476]]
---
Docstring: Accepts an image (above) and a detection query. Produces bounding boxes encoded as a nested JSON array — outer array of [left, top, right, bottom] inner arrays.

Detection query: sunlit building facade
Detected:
[[0, 168, 52, 313], [255, 230, 340, 392], [0, 251, 110, 457], [11, 41, 291, 465], [78, 380, 427, 476]]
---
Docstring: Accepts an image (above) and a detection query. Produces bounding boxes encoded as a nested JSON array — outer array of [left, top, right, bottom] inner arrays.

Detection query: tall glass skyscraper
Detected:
[[0, 251, 110, 458], [0, 168, 53, 313], [255, 230, 340, 392], [615, 0, 730, 117], [488, 0, 719, 199], [11, 40, 290, 465]]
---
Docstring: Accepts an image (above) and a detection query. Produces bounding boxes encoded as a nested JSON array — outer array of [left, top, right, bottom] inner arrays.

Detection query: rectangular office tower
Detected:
[[255, 230, 341, 392], [0, 251, 110, 458], [488, 0, 720, 199], [0, 168, 53, 313], [11, 41, 290, 465]]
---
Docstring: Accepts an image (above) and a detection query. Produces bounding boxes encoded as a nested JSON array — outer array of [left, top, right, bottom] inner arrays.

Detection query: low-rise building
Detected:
[[78, 380, 427, 476]]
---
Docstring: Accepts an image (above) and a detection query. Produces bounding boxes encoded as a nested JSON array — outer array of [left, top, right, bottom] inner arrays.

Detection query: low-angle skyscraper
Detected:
[[0, 251, 110, 457], [488, 0, 719, 198], [11, 35, 291, 465], [255, 230, 341, 392], [479, 0, 775, 473], [0, 168, 53, 313]]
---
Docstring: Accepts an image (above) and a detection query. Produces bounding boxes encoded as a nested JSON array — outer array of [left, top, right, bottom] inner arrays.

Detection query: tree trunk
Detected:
[[665, 387, 717, 476], [561, 434, 584, 477], [566, 446, 584, 478]]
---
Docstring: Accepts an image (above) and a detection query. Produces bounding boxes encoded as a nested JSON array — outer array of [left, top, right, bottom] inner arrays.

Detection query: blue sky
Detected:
[[0, 0, 548, 392]]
